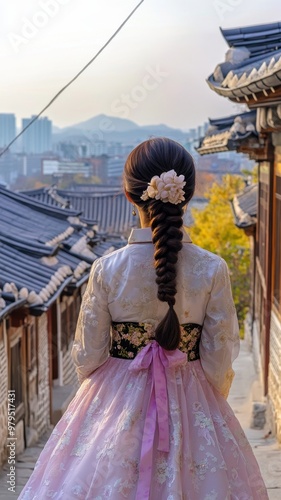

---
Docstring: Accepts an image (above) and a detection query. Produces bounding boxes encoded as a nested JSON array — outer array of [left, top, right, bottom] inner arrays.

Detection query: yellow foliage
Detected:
[[73, 174, 101, 184], [188, 175, 251, 330]]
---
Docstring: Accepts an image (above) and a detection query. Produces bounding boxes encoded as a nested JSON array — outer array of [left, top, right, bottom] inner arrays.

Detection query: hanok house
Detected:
[[231, 184, 258, 330], [0, 185, 122, 466], [197, 111, 258, 157], [204, 20, 281, 441], [21, 184, 135, 236], [197, 113, 259, 340]]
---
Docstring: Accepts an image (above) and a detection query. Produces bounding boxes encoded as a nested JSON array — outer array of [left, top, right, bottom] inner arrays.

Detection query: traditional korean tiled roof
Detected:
[[231, 184, 258, 228], [70, 191, 134, 233], [22, 186, 134, 234], [207, 21, 281, 104], [91, 239, 122, 258], [22, 184, 121, 204], [0, 237, 73, 315], [197, 111, 257, 155], [0, 186, 78, 248], [0, 186, 125, 317], [0, 295, 27, 321], [256, 105, 281, 132], [221, 22, 281, 58], [5, 186, 81, 220]]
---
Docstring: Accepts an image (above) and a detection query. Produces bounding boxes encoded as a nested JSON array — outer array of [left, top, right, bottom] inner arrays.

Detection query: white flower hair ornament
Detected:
[[140, 169, 186, 205]]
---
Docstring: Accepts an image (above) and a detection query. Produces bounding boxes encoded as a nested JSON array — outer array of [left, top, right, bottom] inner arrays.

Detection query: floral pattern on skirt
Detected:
[[18, 348, 268, 500]]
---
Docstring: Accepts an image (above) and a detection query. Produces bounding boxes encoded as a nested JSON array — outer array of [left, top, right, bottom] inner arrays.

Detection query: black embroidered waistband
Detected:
[[110, 322, 202, 362]]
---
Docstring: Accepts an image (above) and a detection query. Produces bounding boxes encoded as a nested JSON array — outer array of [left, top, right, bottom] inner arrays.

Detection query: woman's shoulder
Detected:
[[92, 243, 142, 272], [92, 244, 129, 267], [180, 242, 226, 279], [184, 242, 223, 263]]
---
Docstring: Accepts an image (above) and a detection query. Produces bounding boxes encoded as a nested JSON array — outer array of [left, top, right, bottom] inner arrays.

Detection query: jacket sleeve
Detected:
[[71, 258, 111, 384], [199, 258, 240, 398]]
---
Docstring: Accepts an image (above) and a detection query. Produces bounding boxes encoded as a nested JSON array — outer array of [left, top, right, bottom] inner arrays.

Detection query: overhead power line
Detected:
[[0, 0, 145, 158]]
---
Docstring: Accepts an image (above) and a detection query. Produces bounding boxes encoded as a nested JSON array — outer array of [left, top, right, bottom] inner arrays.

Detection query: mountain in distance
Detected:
[[52, 125, 61, 134], [61, 114, 138, 132], [53, 114, 187, 143], [140, 123, 176, 132]]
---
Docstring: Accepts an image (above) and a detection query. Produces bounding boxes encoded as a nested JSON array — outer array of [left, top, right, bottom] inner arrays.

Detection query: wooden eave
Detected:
[[242, 225, 256, 237], [258, 123, 281, 133], [237, 143, 266, 160], [228, 85, 281, 106], [236, 137, 262, 159], [237, 134, 274, 161]]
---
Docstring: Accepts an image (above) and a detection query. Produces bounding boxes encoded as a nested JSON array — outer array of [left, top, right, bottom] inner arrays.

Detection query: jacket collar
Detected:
[[128, 227, 192, 244]]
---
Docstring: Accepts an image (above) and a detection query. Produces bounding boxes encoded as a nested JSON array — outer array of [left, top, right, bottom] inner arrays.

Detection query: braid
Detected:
[[123, 137, 196, 351], [148, 201, 184, 350]]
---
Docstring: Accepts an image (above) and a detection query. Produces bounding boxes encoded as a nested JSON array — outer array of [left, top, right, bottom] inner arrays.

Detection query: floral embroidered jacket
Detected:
[[71, 227, 240, 398]]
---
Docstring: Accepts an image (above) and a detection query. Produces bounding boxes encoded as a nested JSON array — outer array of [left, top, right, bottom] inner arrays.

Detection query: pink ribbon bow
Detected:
[[128, 341, 187, 500]]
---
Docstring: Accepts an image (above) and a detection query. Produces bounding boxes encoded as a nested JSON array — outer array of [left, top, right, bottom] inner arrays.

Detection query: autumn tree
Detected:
[[195, 171, 217, 197], [188, 174, 251, 332], [73, 174, 101, 185], [241, 164, 258, 183]]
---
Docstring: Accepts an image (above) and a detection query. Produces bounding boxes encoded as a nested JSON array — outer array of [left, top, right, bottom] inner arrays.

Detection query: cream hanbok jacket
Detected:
[[72, 227, 240, 398]]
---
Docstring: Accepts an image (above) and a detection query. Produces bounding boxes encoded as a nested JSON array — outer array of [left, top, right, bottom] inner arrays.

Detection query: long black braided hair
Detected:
[[124, 137, 196, 350]]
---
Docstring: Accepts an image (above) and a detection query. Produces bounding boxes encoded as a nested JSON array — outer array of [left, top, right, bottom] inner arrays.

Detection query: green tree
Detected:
[[188, 174, 250, 333]]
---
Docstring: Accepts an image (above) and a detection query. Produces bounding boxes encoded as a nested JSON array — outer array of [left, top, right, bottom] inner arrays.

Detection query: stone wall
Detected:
[[62, 295, 81, 387], [252, 320, 264, 390], [268, 310, 281, 443], [0, 287, 85, 468], [62, 344, 77, 386], [243, 312, 253, 348], [35, 314, 50, 437]]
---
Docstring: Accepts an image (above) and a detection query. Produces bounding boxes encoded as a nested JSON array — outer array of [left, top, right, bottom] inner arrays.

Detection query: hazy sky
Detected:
[[1, 0, 281, 130]]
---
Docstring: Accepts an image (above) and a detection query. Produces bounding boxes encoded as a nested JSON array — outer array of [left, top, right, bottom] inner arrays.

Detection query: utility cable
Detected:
[[0, 0, 144, 158]]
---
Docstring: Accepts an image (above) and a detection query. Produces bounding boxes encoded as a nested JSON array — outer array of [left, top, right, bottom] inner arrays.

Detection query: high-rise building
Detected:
[[22, 116, 52, 154], [0, 113, 16, 150], [107, 156, 125, 182]]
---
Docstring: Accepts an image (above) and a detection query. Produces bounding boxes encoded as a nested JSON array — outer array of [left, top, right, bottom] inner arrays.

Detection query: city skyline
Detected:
[[22, 115, 52, 154], [0, 113, 53, 153], [1, 0, 281, 131], [0, 113, 16, 149], [0, 110, 208, 141]]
